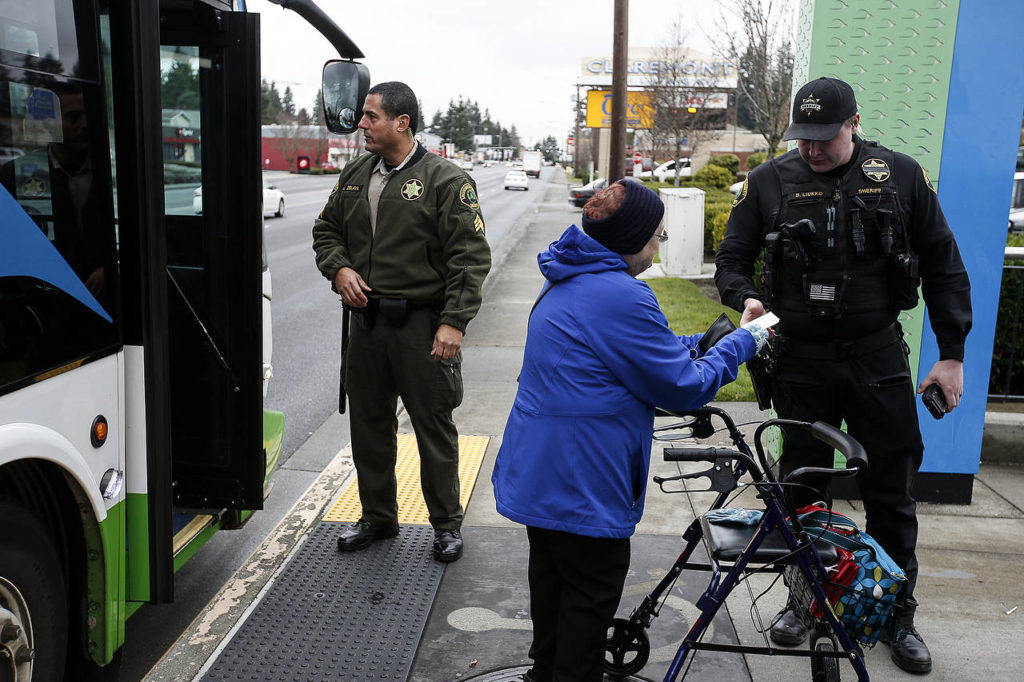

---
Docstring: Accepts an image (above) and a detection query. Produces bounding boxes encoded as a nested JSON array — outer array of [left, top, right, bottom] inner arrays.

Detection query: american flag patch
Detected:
[[808, 283, 836, 302]]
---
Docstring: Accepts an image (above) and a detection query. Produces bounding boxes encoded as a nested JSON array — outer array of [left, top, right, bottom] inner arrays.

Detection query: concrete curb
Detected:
[[982, 411, 1024, 464]]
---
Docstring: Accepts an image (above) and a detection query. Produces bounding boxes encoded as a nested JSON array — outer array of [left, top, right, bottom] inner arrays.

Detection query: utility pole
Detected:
[[609, 0, 628, 183], [574, 81, 581, 179]]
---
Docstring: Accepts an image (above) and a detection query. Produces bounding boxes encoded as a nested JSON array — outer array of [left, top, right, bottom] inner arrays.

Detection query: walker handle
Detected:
[[810, 421, 868, 471]]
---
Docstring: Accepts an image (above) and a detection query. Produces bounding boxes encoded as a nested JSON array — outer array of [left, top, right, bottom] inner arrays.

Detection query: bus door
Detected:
[[158, 3, 264, 513]]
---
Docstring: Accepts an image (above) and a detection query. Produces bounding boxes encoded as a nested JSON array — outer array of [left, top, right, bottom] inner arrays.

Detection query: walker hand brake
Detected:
[[656, 447, 741, 493]]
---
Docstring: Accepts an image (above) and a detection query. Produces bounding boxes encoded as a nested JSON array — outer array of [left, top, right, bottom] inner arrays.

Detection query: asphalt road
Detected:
[[113, 162, 558, 681]]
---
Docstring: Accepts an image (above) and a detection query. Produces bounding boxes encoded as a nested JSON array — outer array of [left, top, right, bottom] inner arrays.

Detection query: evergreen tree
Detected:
[[162, 60, 199, 110], [261, 79, 283, 125], [282, 86, 296, 121], [311, 89, 324, 126]]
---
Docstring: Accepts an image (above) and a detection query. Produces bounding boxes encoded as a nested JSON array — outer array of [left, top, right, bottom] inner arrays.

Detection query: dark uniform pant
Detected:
[[525, 527, 630, 682], [345, 306, 464, 529], [773, 328, 923, 599]]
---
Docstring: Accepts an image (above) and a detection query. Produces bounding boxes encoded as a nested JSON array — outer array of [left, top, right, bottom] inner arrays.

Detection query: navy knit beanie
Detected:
[[582, 179, 665, 255]]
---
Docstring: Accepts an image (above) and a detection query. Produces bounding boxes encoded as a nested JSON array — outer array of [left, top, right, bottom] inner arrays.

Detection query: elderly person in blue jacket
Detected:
[[492, 179, 767, 682]]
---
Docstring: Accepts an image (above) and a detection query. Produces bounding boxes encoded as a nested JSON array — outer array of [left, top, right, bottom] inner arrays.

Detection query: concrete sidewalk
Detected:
[[411, 176, 1024, 680]]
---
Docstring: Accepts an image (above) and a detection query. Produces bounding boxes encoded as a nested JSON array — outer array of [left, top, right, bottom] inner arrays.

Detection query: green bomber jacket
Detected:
[[312, 145, 491, 333]]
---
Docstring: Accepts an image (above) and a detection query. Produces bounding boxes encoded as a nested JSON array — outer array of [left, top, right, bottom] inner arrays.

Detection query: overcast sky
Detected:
[[245, 0, 746, 146]]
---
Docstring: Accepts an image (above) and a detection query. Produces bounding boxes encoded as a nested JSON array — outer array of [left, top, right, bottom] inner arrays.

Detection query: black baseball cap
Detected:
[[783, 77, 858, 142]]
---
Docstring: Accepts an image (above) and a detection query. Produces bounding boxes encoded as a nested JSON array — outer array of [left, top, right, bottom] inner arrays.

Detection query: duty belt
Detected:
[[348, 297, 441, 327], [775, 323, 902, 361]]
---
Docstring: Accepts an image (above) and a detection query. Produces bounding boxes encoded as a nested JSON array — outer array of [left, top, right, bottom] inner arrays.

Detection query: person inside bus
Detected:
[[491, 180, 768, 682], [1, 83, 112, 299], [0, 82, 115, 375]]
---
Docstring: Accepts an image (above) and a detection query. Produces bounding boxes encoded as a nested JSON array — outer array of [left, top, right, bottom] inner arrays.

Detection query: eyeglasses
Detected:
[[656, 231, 669, 243]]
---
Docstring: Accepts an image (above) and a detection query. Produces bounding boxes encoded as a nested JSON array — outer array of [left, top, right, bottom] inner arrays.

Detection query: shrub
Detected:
[[711, 210, 730, 252], [703, 189, 735, 254], [694, 163, 734, 189], [708, 153, 740, 177], [746, 152, 768, 171], [990, 238, 1024, 396]]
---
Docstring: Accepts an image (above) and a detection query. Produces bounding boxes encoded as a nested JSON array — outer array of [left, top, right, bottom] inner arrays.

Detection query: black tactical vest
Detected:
[[761, 142, 919, 320]]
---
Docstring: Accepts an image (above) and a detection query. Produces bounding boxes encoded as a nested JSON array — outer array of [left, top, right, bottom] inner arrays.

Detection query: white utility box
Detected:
[[658, 187, 705, 277]]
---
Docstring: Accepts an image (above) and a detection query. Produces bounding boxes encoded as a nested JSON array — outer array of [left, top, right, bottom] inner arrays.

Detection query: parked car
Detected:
[[1010, 171, 1024, 232], [504, 170, 529, 191], [640, 159, 693, 182], [193, 175, 285, 217], [569, 178, 607, 208]]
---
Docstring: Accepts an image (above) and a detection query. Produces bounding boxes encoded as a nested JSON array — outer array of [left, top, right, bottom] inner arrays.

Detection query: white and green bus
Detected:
[[0, 0, 366, 677]]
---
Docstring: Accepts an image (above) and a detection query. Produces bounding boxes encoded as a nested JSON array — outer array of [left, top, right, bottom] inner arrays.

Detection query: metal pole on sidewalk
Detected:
[[574, 81, 581, 179], [609, 0, 628, 183]]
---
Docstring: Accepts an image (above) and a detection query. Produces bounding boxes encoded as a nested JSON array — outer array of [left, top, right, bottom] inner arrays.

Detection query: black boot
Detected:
[[769, 592, 809, 646], [881, 598, 932, 674]]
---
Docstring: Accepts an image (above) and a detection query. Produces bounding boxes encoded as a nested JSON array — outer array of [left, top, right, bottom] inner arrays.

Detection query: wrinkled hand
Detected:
[[334, 267, 372, 308], [740, 298, 765, 326], [917, 359, 964, 412], [431, 324, 463, 361]]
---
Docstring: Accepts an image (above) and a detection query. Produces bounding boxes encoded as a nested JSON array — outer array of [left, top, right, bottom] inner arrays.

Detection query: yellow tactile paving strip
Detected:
[[322, 433, 490, 525]]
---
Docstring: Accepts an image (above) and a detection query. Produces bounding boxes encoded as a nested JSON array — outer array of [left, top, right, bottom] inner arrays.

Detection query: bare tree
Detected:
[[272, 122, 304, 172], [645, 20, 726, 186], [710, 0, 794, 159]]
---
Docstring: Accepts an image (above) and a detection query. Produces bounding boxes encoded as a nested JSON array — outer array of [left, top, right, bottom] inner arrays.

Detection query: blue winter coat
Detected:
[[492, 225, 758, 538]]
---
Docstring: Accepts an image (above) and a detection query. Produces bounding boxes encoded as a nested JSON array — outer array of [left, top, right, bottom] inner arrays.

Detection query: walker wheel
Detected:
[[810, 636, 841, 682], [604, 617, 650, 678]]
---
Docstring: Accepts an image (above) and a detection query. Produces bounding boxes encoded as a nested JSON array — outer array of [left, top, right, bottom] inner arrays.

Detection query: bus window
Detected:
[[160, 46, 202, 217], [0, 0, 89, 79], [0, 23, 118, 393]]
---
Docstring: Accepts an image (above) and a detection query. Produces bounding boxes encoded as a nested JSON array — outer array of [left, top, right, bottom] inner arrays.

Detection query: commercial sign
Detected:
[[678, 92, 729, 109], [585, 90, 655, 129], [581, 47, 737, 89]]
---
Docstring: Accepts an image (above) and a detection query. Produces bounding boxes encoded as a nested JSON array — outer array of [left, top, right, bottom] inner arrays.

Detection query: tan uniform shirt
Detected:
[[367, 140, 419, 235]]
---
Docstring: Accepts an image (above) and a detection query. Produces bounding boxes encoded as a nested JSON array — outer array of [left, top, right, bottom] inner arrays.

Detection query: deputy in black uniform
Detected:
[[313, 82, 491, 563], [715, 77, 971, 674]]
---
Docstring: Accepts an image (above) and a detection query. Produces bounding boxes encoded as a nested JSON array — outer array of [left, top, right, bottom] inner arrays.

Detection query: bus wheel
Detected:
[[0, 498, 68, 681]]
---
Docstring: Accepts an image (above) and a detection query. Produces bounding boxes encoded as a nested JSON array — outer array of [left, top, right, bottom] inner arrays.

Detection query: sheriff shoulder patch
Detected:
[[862, 158, 890, 182], [732, 178, 748, 206], [401, 179, 424, 200], [922, 167, 937, 194], [459, 182, 479, 210]]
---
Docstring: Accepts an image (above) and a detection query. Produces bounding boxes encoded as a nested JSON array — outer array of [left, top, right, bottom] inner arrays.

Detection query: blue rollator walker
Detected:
[[604, 405, 884, 682]]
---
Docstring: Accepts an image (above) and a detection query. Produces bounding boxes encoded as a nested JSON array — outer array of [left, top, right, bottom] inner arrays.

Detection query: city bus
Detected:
[[0, 0, 366, 677]]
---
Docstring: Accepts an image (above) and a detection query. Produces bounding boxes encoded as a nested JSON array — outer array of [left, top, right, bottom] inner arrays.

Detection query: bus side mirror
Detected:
[[322, 60, 369, 135]]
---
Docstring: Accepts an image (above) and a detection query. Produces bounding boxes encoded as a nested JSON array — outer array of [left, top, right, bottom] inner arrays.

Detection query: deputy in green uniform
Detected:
[[312, 81, 491, 562]]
